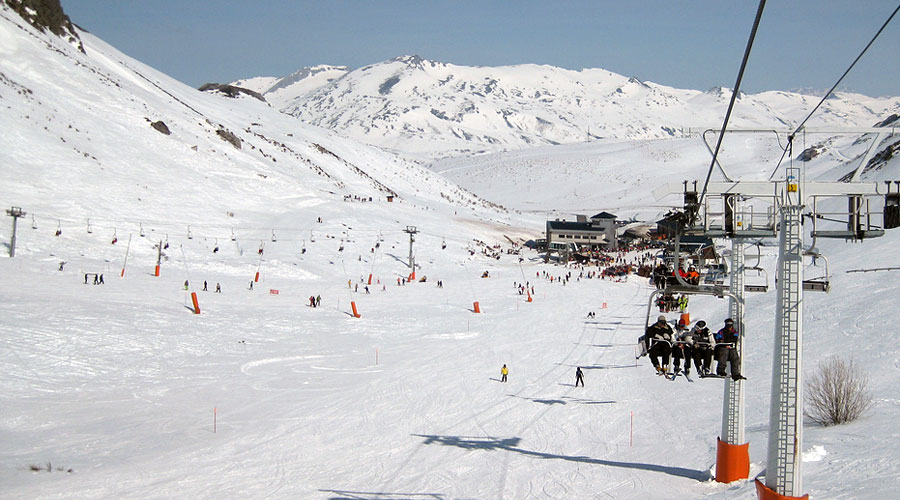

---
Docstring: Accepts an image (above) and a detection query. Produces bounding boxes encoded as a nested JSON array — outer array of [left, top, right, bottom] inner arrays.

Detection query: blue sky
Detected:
[[64, 1, 900, 97]]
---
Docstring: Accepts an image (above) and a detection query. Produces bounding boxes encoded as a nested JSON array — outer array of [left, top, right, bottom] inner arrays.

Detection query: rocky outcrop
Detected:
[[198, 83, 267, 103], [4, 0, 84, 53], [216, 128, 242, 150], [150, 120, 171, 135]]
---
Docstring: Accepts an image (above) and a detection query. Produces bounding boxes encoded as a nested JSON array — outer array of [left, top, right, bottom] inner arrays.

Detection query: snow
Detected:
[[2, 3, 900, 499]]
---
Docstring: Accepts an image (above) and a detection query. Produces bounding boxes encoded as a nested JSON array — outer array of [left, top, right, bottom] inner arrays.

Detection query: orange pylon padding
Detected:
[[754, 479, 808, 500], [473, 301, 481, 313], [409, 271, 416, 282], [351, 301, 361, 318], [368, 273, 373, 285], [120, 268, 125, 278], [190, 292, 201, 314], [680, 312, 691, 325], [254, 271, 260, 283], [526, 293, 533, 302], [154, 265, 160, 277], [715, 438, 749, 483]]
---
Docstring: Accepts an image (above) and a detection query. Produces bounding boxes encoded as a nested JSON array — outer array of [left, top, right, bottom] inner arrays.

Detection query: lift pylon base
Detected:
[[715, 437, 749, 483], [755, 479, 808, 500]]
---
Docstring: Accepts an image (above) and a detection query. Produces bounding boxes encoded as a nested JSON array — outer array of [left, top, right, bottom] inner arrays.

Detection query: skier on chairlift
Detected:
[[672, 318, 693, 376], [714, 318, 746, 381], [645, 315, 674, 376], [690, 320, 714, 376]]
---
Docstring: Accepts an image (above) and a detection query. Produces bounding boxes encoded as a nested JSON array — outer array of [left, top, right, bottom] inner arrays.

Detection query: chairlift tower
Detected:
[[682, 168, 889, 500], [6, 206, 26, 258], [404, 226, 418, 274]]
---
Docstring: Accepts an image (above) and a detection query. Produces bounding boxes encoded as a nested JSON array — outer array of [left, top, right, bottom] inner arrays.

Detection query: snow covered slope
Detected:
[[3, 3, 900, 500], [0, 5, 510, 245], [432, 121, 900, 220], [270, 55, 899, 161]]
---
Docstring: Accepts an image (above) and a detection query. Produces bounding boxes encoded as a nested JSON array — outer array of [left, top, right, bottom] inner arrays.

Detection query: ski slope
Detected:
[[2, 2, 900, 499]]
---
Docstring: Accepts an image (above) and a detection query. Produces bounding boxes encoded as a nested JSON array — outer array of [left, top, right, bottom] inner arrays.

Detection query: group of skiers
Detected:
[[642, 315, 744, 381], [652, 263, 701, 289]]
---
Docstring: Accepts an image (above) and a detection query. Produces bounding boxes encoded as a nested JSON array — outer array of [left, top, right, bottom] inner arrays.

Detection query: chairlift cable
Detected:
[[767, 3, 900, 181], [698, 0, 767, 220]]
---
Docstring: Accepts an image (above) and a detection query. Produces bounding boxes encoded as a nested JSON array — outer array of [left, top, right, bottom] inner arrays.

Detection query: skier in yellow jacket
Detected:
[[500, 364, 508, 383]]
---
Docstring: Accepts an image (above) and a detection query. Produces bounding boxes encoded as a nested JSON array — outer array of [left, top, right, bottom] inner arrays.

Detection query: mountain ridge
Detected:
[[237, 54, 899, 162]]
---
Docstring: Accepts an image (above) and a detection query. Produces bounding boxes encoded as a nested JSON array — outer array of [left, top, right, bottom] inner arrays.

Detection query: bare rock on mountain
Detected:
[[150, 120, 171, 135], [199, 83, 267, 103], [5, 0, 84, 53], [216, 128, 242, 150]]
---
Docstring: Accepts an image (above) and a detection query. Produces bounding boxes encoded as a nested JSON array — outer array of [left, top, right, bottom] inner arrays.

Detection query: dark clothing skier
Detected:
[[575, 367, 584, 387], [714, 318, 745, 380], [690, 321, 714, 375], [645, 315, 673, 375]]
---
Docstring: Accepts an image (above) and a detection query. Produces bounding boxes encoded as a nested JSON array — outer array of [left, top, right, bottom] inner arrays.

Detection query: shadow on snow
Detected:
[[411, 434, 711, 482]]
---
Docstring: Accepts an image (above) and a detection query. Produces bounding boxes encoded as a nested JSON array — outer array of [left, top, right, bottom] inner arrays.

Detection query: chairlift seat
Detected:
[[811, 229, 885, 240], [744, 284, 768, 293], [802, 280, 830, 292]]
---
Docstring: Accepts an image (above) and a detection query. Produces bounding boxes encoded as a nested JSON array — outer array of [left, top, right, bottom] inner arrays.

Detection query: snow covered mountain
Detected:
[[4, 2, 900, 499], [252, 55, 900, 161], [0, 4, 509, 240], [231, 64, 349, 110]]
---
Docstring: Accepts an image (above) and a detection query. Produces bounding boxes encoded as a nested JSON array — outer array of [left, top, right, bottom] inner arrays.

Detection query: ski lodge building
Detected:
[[545, 212, 618, 260]]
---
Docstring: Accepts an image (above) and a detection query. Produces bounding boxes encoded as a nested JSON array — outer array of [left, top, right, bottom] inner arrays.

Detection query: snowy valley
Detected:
[[2, 2, 900, 500]]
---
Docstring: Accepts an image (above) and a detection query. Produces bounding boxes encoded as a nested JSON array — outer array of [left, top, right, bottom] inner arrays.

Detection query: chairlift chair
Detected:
[[139, 223, 145, 237], [744, 242, 769, 293], [187, 225, 193, 240], [87, 218, 93, 234], [803, 249, 830, 292], [55, 220, 61, 236], [231, 228, 236, 241], [271, 229, 277, 242], [31, 214, 37, 229]]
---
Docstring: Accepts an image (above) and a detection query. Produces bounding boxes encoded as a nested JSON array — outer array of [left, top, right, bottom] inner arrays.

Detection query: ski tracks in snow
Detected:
[[378, 279, 650, 499]]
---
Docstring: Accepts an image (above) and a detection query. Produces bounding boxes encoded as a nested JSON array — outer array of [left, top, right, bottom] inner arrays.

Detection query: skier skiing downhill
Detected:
[[575, 367, 584, 387]]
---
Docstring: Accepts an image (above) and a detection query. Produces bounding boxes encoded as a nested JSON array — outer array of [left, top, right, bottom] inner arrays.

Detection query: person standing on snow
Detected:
[[500, 364, 508, 383], [575, 367, 584, 387]]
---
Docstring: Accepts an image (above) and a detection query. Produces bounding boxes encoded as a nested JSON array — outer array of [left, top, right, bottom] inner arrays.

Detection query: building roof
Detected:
[[591, 211, 617, 219], [547, 220, 606, 232]]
